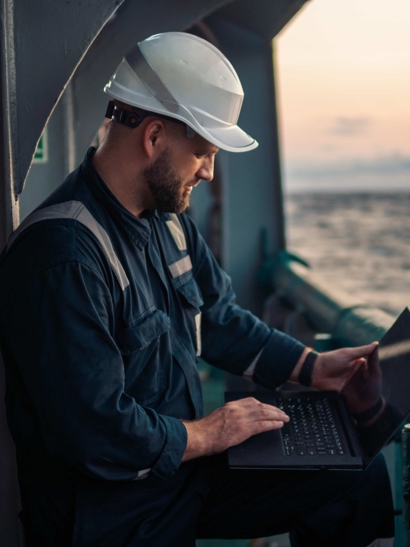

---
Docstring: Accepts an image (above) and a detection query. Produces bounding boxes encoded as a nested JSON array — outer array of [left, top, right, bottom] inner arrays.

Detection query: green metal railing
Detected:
[[260, 249, 396, 346]]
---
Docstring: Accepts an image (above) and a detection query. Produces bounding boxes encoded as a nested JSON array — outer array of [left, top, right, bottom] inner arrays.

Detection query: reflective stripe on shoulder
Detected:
[[7, 200, 130, 291], [166, 213, 187, 251], [166, 214, 193, 277], [7, 201, 84, 250], [168, 255, 192, 278]]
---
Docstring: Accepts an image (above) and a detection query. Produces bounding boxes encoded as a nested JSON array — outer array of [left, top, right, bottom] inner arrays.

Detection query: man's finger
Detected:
[[248, 407, 289, 423], [254, 420, 285, 433], [237, 400, 289, 420], [344, 342, 378, 360], [353, 357, 366, 370]]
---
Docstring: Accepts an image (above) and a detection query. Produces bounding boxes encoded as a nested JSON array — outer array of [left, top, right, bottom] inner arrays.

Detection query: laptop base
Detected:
[[226, 391, 363, 470]]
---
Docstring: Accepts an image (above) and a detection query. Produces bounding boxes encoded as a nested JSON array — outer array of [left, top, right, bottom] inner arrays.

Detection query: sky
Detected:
[[275, 0, 410, 193]]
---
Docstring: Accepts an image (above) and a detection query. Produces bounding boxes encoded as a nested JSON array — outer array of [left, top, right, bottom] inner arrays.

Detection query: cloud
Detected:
[[328, 116, 372, 136], [287, 155, 410, 178], [284, 155, 410, 193]]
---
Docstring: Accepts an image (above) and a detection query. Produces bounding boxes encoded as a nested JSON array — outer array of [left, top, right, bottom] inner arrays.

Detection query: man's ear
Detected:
[[142, 120, 167, 159]]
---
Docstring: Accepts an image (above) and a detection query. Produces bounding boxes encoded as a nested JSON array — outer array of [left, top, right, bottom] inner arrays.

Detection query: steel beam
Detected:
[[0, 2, 22, 545]]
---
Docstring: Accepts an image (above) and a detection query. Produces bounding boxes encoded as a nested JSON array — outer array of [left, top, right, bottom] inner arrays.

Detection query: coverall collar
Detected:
[[81, 147, 159, 250]]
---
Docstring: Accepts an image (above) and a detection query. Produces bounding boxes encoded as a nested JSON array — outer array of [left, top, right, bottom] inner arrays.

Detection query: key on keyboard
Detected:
[[276, 397, 345, 457]]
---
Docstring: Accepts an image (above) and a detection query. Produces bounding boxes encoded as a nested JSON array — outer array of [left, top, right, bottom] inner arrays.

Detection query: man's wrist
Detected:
[[181, 419, 211, 462], [298, 351, 319, 387], [353, 396, 385, 427], [289, 347, 311, 383]]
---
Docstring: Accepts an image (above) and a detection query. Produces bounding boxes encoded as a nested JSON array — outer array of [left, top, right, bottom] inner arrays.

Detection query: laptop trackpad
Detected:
[[229, 429, 284, 468]]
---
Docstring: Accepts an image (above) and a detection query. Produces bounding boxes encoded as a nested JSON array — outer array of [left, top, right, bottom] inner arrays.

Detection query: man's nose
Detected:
[[197, 157, 214, 182]]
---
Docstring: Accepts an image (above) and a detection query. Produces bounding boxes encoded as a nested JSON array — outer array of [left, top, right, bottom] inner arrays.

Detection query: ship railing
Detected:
[[260, 249, 395, 348]]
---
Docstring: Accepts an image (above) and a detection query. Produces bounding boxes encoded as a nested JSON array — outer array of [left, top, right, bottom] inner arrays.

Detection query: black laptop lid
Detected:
[[359, 307, 410, 466]]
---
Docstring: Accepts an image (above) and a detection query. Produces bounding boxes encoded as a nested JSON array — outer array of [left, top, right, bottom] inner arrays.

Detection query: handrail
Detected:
[[261, 250, 396, 347]]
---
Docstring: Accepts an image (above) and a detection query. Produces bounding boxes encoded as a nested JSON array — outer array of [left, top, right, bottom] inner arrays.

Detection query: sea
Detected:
[[284, 192, 410, 318]]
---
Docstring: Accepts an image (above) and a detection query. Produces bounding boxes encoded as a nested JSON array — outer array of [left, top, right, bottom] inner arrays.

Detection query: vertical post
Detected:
[[0, 0, 20, 239], [207, 16, 286, 315], [0, 1, 22, 546], [270, 41, 286, 251], [63, 82, 77, 175]]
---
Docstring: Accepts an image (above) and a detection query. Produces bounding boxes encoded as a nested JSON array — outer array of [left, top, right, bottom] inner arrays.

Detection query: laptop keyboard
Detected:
[[276, 396, 345, 457]]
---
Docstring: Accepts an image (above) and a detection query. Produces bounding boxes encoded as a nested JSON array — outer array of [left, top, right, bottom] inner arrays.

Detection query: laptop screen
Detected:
[[357, 307, 410, 465]]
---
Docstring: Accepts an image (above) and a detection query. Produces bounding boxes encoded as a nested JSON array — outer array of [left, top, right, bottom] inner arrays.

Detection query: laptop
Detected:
[[226, 307, 410, 470]]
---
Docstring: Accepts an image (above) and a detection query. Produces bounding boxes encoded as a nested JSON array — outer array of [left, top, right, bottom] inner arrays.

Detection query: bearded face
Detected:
[[142, 147, 194, 214]]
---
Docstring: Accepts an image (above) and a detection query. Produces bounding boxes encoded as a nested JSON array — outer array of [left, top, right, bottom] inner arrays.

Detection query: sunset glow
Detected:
[[276, 0, 410, 192]]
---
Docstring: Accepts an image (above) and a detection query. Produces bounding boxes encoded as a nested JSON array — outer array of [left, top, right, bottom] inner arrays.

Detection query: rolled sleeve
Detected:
[[150, 416, 187, 481]]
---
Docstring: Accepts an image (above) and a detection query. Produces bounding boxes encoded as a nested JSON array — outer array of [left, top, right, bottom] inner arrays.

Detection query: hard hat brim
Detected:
[[196, 123, 258, 153]]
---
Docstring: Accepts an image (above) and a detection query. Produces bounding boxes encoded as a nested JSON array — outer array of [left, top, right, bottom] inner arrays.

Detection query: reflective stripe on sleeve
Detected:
[[195, 312, 202, 356], [7, 200, 130, 290], [135, 468, 151, 480], [243, 348, 264, 378]]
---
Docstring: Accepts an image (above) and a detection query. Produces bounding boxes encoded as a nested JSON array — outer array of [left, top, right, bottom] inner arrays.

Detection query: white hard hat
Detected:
[[104, 32, 258, 153]]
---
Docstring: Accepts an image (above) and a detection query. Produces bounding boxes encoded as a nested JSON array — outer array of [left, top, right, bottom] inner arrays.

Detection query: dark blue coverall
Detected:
[[0, 149, 394, 546]]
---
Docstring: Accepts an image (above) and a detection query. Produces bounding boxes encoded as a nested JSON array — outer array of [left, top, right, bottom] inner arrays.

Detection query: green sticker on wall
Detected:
[[33, 128, 48, 163]]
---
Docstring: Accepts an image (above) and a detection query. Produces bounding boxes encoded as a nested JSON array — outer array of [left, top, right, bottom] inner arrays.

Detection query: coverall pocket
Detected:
[[116, 307, 171, 355], [115, 308, 171, 405], [173, 274, 204, 309], [174, 274, 203, 355]]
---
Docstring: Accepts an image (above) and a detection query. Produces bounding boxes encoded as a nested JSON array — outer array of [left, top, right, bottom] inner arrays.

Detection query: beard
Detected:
[[143, 147, 190, 214]]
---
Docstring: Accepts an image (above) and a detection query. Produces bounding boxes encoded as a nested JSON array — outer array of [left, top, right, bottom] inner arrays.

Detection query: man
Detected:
[[0, 32, 394, 546]]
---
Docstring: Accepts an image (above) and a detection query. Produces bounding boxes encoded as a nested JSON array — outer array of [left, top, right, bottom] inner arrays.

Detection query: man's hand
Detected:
[[341, 343, 382, 416], [181, 397, 289, 462], [311, 342, 378, 392]]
